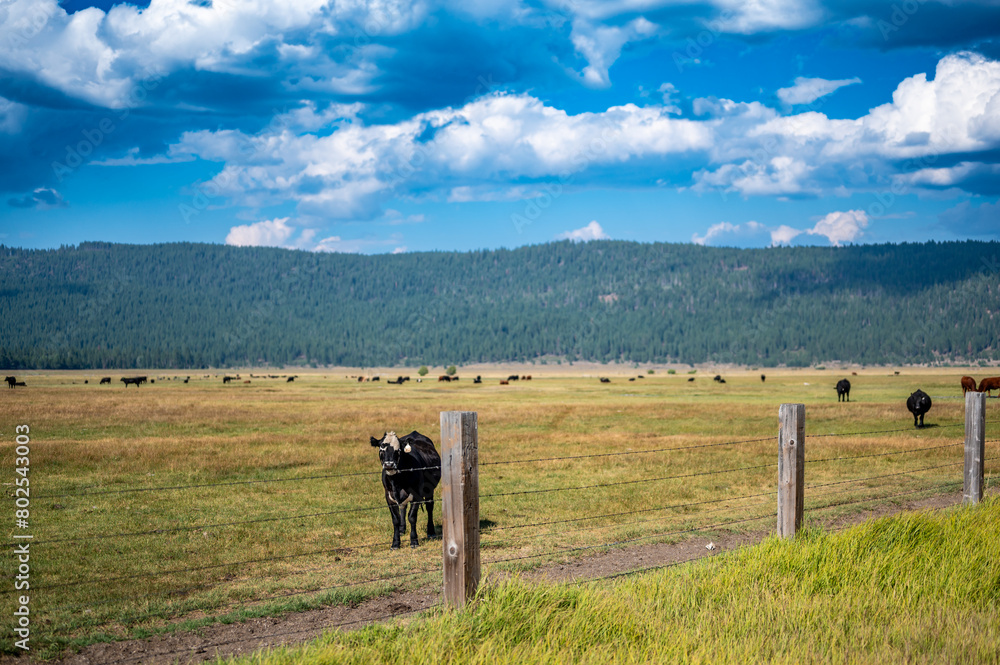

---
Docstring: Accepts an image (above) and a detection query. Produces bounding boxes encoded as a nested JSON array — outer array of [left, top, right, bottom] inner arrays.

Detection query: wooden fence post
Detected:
[[964, 392, 986, 505], [440, 411, 480, 609], [778, 403, 805, 538]]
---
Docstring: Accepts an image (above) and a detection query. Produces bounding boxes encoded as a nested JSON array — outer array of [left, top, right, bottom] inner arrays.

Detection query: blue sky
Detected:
[[1, 0, 999, 253]]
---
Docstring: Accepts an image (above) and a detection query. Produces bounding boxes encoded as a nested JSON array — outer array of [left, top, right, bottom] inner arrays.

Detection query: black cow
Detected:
[[907, 389, 932, 428], [599, 377, 611, 383], [713, 375, 723, 383], [836, 379, 851, 402], [223, 376, 235, 384], [121, 377, 146, 388], [99, 377, 112, 385], [507, 375, 519, 381], [370, 431, 441, 549], [687, 377, 695, 382], [287, 376, 295, 382], [473, 376, 482, 384], [5, 376, 16, 389], [14, 381, 25, 387], [761, 374, 766, 383]]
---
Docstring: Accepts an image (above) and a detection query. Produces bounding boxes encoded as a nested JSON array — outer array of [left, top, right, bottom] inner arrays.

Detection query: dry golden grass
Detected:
[[1, 368, 996, 656]]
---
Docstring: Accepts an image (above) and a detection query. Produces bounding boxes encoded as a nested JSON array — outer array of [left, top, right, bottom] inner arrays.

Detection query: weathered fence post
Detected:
[[964, 392, 986, 505], [778, 403, 805, 538], [440, 411, 480, 609]]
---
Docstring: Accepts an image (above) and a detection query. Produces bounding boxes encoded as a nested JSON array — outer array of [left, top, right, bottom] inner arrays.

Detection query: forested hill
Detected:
[[1, 240, 998, 370]]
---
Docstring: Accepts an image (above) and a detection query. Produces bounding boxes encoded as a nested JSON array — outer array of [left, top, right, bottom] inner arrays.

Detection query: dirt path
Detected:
[[5, 488, 994, 665]]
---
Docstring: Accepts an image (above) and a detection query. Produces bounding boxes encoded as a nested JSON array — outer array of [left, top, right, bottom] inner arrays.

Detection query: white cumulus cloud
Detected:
[[557, 220, 610, 242], [692, 221, 768, 246], [571, 17, 658, 89], [807, 209, 868, 246], [692, 211, 868, 247], [225, 217, 296, 247], [777, 76, 862, 106], [172, 93, 712, 219]]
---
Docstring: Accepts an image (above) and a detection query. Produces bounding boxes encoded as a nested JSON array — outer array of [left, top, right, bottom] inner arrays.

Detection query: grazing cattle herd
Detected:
[[6, 373, 1000, 399], [369, 431, 441, 549], [6, 370, 1000, 445]]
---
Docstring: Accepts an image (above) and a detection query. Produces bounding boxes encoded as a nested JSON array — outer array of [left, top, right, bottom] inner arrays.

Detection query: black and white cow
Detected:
[[836, 379, 851, 402], [907, 389, 932, 428], [370, 431, 442, 549]]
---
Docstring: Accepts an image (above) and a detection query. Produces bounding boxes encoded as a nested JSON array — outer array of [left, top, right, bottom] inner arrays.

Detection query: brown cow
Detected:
[[499, 380, 509, 385], [977, 377, 1000, 397], [961, 376, 977, 394]]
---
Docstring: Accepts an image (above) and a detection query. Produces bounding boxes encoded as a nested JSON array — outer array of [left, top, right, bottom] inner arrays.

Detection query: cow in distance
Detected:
[[977, 377, 1000, 397], [906, 389, 932, 428]]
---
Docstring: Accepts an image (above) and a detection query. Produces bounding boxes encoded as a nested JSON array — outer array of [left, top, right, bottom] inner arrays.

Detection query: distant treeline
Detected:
[[0, 240, 998, 369]]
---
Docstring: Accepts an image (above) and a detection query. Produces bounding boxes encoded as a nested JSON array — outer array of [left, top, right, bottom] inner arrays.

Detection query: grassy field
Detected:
[[218, 497, 1000, 665], [1, 367, 997, 658]]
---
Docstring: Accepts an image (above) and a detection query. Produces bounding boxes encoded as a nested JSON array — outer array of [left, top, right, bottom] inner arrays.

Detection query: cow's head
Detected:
[[370, 431, 412, 475]]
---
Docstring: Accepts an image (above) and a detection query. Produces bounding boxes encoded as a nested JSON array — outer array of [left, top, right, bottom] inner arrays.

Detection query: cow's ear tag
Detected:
[[404, 444, 412, 453]]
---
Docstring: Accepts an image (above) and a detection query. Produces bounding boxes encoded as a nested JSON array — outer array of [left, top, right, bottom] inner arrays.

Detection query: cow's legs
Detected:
[[425, 499, 436, 539], [407, 503, 420, 548], [388, 504, 403, 550]]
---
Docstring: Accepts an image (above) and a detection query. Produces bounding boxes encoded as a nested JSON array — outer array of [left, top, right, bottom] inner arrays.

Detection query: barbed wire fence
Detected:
[[17, 398, 998, 660]]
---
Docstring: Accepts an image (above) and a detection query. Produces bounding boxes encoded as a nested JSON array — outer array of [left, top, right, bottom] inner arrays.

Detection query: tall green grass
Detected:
[[223, 498, 1000, 665]]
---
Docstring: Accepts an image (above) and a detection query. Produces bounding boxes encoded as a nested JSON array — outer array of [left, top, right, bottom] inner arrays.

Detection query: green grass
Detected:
[[1, 369, 997, 657], [219, 498, 1000, 665]]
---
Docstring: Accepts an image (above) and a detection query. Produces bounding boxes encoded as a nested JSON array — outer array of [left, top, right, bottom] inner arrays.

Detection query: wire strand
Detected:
[[805, 460, 963, 491], [483, 512, 774, 567], [481, 436, 777, 467], [809, 423, 963, 438], [49, 564, 442, 635], [27, 499, 435, 547], [30, 465, 442, 500], [481, 462, 775, 500], [806, 441, 962, 465], [480, 489, 776, 536]]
